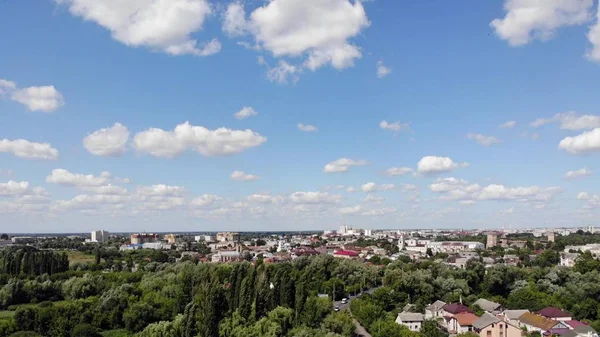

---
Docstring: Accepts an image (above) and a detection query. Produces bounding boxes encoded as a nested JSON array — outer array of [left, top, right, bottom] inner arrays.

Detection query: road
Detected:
[[332, 287, 379, 337]]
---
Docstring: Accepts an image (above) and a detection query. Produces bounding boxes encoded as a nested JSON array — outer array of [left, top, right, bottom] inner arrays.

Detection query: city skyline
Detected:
[[2, 0, 600, 232]]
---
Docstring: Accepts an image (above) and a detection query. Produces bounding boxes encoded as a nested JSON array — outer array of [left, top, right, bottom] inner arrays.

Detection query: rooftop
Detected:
[[454, 312, 480, 326], [444, 303, 474, 315], [519, 312, 559, 331], [537, 307, 571, 319], [397, 312, 424, 322], [473, 312, 501, 330]]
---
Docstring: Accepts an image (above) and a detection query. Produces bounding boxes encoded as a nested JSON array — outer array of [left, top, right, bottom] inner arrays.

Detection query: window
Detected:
[[500, 331, 504, 337], [487, 331, 492, 337]]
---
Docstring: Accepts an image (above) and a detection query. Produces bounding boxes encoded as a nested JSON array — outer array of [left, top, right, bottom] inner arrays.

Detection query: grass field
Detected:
[[64, 250, 97, 265]]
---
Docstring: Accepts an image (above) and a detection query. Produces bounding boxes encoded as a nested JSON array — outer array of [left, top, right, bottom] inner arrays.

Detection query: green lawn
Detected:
[[64, 250, 97, 265]]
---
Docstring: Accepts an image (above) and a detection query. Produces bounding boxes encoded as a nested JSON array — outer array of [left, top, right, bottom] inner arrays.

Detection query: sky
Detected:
[[1, 0, 600, 233]]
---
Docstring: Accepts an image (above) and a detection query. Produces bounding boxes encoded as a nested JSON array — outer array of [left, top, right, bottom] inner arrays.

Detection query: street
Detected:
[[332, 287, 380, 337]]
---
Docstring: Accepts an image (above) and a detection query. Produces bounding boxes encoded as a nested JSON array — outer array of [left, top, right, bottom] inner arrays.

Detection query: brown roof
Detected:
[[454, 313, 480, 326], [444, 303, 474, 314], [537, 307, 571, 319], [519, 312, 559, 331]]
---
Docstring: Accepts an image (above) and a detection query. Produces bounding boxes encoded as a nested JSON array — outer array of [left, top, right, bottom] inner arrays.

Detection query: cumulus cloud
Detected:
[[1, 78, 64, 113], [363, 194, 384, 203], [190, 194, 221, 208], [565, 168, 593, 179], [587, 6, 600, 62], [385, 167, 413, 176], [429, 177, 560, 203], [558, 128, 600, 154], [231, 170, 260, 181], [417, 156, 468, 175], [0, 181, 30, 196], [323, 158, 367, 173], [133, 122, 266, 158], [467, 133, 501, 146], [223, 0, 369, 76], [499, 120, 517, 128], [362, 207, 396, 216], [0, 139, 59, 160], [490, 0, 594, 46], [83, 123, 129, 156], [234, 106, 258, 120], [46, 169, 111, 187], [376, 61, 391, 78], [380, 120, 409, 132], [54, 0, 220, 57], [297, 123, 318, 132], [339, 205, 361, 214], [531, 111, 600, 130], [360, 182, 377, 193], [578, 192, 590, 200], [289, 191, 342, 204], [266, 61, 301, 84], [136, 184, 185, 197]]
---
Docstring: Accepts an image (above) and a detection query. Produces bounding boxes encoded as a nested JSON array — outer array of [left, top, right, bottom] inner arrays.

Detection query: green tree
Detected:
[[420, 320, 448, 337], [321, 312, 355, 336], [71, 323, 101, 337]]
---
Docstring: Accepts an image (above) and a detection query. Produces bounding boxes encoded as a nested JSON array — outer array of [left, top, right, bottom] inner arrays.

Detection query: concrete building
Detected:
[[395, 312, 424, 332], [195, 235, 213, 242], [547, 232, 556, 243], [91, 230, 109, 243], [130, 233, 159, 245], [11, 237, 35, 244], [486, 233, 498, 248], [216, 232, 238, 242], [560, 253, 579, 267], [425, 300, 446, 320], [211, 250, 242, 263], [164, 234, 181, 244]]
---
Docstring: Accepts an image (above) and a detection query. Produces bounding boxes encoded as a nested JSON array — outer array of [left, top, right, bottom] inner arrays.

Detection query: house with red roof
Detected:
[[443, 303, 475, 317], [537, 307, 572, 321], [448, 312, 480, 334], [333, 250, 360, 259]]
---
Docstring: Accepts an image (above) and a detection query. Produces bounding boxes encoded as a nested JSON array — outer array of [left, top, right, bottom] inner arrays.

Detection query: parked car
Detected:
[[341, 298, 348, 304]]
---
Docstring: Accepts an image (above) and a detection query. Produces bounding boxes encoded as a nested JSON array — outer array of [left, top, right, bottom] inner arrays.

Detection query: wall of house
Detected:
[[397, 321, 422, 332]]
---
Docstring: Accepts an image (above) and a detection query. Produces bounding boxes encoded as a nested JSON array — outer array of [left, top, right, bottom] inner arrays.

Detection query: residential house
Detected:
[[564, 321, 590, 330], [564, 325, 599, 337], [474, 299, 503, 313], [332, 250, 360, 259], [560, 253, 579, 267], [473, 313, 522, 337], [396, 312, 425, 332], [448, 312, 479, 334], [518, 312, 569, 333], [443, 303, 474, 317], [537, 307, 572, 321], [501, 310, 530, 326], [425, 300, 447, 320]]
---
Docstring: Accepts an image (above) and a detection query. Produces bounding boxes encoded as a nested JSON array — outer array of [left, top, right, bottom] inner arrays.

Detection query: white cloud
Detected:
[[190, 194, 221, 208], [289, 191, 342, 204], [266, 61, 301, 84], [417, 156, 468, 175], [0, 139, 59, 160], [558, 128, 600, 154], [531, 111, 600, 130], [231, 170, 260, 181], [11, 86, 65, 112], [234, 106, 258, 120], [576, 192, 600, 209], [83, 123, 129, 156], [499, 120, 517, 128], [0, 181, 29, 196], [339, 205, 361, 214], [346, 186, 356, 193], [133, 122, 266, 158], [323, 158, 367, 173], [587, 6, 600, 62], [0, 79, 17, 95], [577, 192, 590, 200], [46, 169, 111, 187], [380, 120, 409, 132], [467, 133, 501, 146], [376, 61, 391, 78], [360, 182, 377, 193], [363, 194, 384, 203], [565, 168, 593, 179], [246, 194, 282, 204], [362, 207, 396, 216], [226, 0, 369, 73], [490, 0, 594, 46], [297, 123, 318, 132], [380, 184, 396, 191], [136, 184, 185, 197], [385, 167, 413, 176], [55, 0, 220, 57], [84, 185, 128, 195], [223, 2, 248, 37]]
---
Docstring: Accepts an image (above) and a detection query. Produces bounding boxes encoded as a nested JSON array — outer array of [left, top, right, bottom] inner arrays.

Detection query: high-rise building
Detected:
[[547, 232, 555, 243], [130, 233, 159, 245], [486, 232, 498, 248], [91, 230, 109, 243]]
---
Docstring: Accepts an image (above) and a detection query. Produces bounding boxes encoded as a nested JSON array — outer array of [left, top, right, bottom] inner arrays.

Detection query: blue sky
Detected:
[[1, 0, 600, 232]]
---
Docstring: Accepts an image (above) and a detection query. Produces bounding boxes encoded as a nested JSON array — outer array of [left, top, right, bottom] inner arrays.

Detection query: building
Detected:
[[537, 307, 572, 321], [560, 253, 579, 267], [443, 303, 474, 317], [518, 312, 568, 333], [448, 312, 479, 334], [425, 300, 447, 319], [195, 235, 213, 242], [11, 237, 35, 244], [395, 312, 424, 332], [473, 299, 503, 313], [130, 233, 159, 245], [333, 250, 360, 259], [501, 310, 530, 326], [211, 250, 242, 263], [547, 232, 556, 243], [564, 325, 598, 337], [91, 230, 109, 243], [486, 233, 498, 248], [216, 232, 238, 242], [473, 312, 522, 337], [164, 234, 182, 244]]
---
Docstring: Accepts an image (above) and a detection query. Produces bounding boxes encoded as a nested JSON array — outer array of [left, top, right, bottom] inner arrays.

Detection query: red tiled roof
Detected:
[[537, 307, 571, 319], [334, 250, 359, 257], [444, 303, 474, 314], [454, 313, 480, 326], [564, 320, 587, 329]]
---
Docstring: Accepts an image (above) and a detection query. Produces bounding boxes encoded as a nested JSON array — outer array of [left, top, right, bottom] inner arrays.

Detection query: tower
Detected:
[[547, 232, 555, 243], [398, 234, 405, 251], [486, 232, 498, 248]]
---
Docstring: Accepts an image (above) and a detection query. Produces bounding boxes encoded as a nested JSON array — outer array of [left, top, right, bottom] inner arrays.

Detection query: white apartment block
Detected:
[[91, 230, 109, 243]]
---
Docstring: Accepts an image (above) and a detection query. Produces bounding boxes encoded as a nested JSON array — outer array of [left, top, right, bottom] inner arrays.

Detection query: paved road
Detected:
[[332, 287, 380, 337]]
